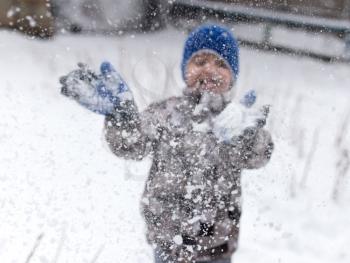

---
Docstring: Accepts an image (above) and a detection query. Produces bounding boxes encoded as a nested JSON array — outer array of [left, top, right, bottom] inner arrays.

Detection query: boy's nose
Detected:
[[203, 62, 216, 74]]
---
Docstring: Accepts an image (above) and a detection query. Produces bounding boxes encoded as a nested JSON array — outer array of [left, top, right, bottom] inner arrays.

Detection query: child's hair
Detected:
[[181, 24, 240, 80]]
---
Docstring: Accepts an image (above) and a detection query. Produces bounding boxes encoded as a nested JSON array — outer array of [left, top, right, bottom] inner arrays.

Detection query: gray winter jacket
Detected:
[[104, 91, 273, 262]]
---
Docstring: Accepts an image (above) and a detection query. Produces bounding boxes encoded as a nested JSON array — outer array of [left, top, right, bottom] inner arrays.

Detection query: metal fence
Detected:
[[210, 0, 350, 20], [169, 0, 350, 62], [1, 0, 350, 61]]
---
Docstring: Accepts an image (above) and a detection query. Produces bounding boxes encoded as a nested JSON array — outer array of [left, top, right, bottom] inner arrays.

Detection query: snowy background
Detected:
[[0, 26, 350, 263]]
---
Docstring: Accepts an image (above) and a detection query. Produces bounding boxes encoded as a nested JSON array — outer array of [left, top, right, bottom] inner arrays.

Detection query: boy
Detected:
[[60, 24, 273, 263]]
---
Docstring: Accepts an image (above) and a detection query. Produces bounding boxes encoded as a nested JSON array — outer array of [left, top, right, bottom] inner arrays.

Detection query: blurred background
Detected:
[[0, 1, 350, 263], [1, 0, 350, 59]]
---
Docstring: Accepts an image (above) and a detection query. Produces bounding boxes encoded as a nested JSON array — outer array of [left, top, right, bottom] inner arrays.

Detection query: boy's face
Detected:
[[185, 52, 233, 94]]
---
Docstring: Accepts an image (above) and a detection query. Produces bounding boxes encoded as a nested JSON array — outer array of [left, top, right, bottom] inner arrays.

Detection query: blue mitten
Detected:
[[97, 61, 132, 104], [60, 61, 135, 116], [60, 62, 114, 115], [240, 89, 256, 108], [98, 62, 138, 122]]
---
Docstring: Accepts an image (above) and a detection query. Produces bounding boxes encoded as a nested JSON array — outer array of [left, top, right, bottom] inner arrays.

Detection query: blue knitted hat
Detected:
[[181, 24, 239, 81]]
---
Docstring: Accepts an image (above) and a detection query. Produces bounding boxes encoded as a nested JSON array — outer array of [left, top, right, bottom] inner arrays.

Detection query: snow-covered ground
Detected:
[[0, 28, 349, 263]]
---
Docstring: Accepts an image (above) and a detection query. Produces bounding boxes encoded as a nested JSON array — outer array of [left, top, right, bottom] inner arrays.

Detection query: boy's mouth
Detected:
[[195, 90, 227, 114], [197, 78, 222, 91]]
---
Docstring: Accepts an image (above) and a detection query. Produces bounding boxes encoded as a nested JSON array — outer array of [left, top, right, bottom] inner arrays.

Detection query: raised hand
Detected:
[[60, 63, 98, 98], [239, 89, 256, 108], [212, 90, 270, 143], [60, 62, 116, 115], [98, 62, 138, 122], [59, 61, 136, 117]]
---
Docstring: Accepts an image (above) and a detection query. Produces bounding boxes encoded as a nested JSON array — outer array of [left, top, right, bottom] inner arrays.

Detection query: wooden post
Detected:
[[16, 0, 54, 37], [345, 30, 350, 60], [0, 0, 54, 37], [0, 0, 15, 27], [263, 23, 272, 47]]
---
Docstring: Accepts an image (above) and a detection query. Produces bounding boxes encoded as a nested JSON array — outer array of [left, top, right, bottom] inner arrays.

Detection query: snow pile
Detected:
[[213, 102, 265, 142]]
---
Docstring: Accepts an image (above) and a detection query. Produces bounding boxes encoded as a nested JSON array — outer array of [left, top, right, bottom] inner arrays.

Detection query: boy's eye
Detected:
[[216, 59, 228, 69], [194, 57, 206, 66]]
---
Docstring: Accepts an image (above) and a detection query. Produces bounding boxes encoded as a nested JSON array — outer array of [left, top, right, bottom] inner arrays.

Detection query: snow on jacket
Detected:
[[104, 91, 273, 262]]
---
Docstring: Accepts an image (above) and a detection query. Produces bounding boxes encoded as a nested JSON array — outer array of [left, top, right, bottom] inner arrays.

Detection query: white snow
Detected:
[[0, 27, 350, 263], [173, 235, 183, 245], [212, 102, 264, 142]]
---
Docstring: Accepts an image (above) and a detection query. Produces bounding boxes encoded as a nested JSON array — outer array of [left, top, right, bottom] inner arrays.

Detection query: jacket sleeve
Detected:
[[104, 102, 161, 160], [222, 128, 273, 170], [240, 128, 274, 169]]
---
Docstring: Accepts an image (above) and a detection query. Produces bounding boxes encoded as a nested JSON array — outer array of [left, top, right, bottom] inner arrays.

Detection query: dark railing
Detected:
[[169, 0, 350, 62]]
